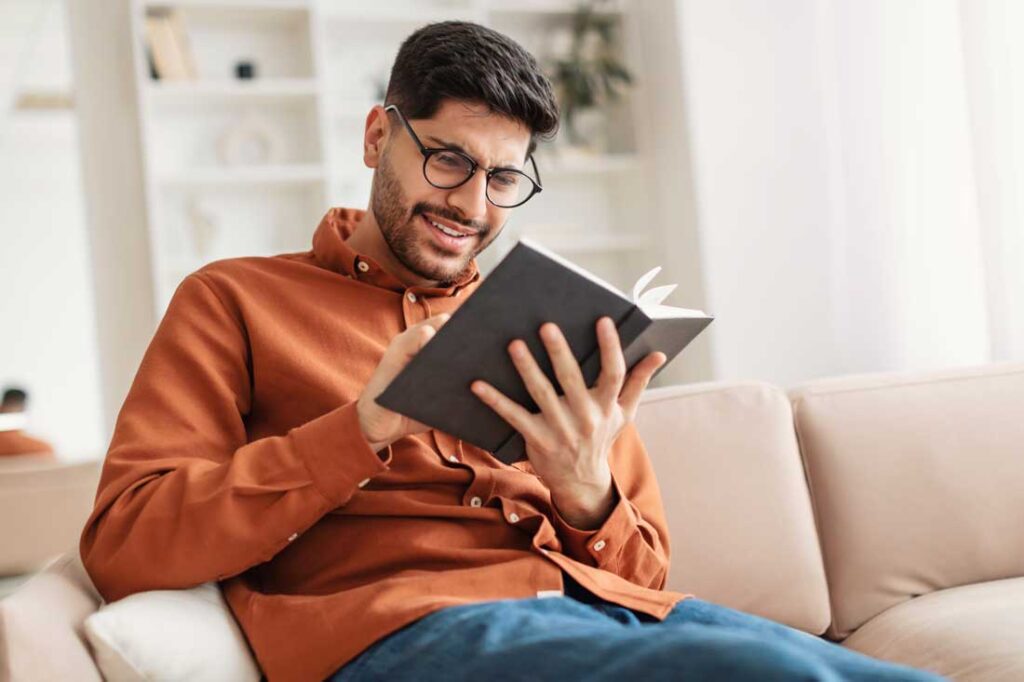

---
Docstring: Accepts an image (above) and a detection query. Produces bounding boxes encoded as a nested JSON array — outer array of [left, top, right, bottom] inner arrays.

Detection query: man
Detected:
[[0, 387, 54, 458], [81, 21, 943, 682]]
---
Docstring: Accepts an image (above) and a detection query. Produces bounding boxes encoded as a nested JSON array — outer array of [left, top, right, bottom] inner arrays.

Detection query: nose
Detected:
[[445, 169, 489, 224]]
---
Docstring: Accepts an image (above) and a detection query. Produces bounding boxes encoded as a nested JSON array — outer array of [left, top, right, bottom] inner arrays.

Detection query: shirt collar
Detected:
[[311, 207, 481, 296]]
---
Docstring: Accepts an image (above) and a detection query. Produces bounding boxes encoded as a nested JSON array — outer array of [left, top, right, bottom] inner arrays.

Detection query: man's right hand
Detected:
[[356, 312, 451, 453]]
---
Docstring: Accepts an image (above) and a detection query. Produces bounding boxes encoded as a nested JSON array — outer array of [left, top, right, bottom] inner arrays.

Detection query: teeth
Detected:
[[430, 219, 467, 238]]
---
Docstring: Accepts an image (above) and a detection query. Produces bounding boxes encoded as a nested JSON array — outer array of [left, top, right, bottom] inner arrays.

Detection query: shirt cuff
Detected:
[[551, 475, 637, 568], [288, 401, 392, 506]]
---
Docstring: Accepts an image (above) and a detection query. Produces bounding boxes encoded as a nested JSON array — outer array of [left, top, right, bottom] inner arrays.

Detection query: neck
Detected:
[[347, 209, 440, 289]]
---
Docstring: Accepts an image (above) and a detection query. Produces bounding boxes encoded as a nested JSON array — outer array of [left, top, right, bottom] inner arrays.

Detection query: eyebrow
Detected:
[[425, 135, 524, 171]]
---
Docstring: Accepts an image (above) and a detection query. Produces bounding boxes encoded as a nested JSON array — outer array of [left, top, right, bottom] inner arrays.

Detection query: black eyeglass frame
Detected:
[[383, 104, 543, 209]]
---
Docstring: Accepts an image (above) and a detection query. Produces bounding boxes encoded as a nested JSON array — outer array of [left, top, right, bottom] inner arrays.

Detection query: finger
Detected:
[[507, 338, 576, 439], [617, 352, 666, 421], [539, 323, 591, 419], [397, 314, 449, 360], [421, 312, 451, 329], [595, 317, 627, 406], [470, 379, 543, 442]]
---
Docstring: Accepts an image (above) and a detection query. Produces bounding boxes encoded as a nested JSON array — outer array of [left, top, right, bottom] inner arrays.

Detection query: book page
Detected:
[[516, 239, 706, 319], [632, 266, 706, 318]]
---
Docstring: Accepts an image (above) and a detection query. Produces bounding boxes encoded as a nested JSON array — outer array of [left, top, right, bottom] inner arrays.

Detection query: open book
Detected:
[[376, 238, 714, 464]]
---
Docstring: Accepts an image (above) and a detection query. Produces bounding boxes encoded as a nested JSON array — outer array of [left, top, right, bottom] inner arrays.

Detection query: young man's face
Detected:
[[365, 99, 533, 286]]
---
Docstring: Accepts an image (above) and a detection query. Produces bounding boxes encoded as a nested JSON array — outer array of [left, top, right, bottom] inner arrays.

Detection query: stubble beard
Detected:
[[370, 153, 496, 286]]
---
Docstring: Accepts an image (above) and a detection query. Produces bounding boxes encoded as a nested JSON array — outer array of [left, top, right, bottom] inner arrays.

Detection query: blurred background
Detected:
[[1, 0, 1022, 469]]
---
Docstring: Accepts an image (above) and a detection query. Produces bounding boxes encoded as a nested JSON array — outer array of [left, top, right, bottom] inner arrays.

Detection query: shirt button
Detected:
[[469, 496, 482, 507], [407, 292, 417, 303], [593, 540, 607, 551], [357, 261, 370, 272], [448, 454, 458, 462], [508, 513, 520, 523]]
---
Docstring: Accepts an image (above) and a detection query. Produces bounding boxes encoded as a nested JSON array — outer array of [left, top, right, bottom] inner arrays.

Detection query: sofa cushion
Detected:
[[0, 552, 103, 681], [790, 362, 1024, 639], [83, 581, 261, 682], [843, 577, 1024, 681], [635, 382, 830, 635]]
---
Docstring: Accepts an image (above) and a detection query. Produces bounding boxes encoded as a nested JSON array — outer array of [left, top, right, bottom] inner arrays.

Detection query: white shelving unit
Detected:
[[131, 0, 662, 314]]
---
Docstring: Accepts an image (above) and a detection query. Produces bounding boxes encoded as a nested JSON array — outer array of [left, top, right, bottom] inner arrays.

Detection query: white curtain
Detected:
[[674, 0, 1023, 386]]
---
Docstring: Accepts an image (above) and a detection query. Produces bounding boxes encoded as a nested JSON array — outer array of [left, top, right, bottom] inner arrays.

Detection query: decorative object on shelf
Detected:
[[547, 0, 633, 152], [235, 61, 257, 80], [143, 9, 197, 81], [216, 111, 285, 166], [186, 198, 219, 260]]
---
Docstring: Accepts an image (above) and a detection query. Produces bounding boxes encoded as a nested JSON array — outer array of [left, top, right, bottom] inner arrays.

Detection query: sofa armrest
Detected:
[[0, 551, 104, 681]]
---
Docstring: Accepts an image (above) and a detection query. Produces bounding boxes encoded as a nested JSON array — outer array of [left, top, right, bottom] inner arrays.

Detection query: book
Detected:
[[375, 238, 714, 464], [144, 10, 196, 81]]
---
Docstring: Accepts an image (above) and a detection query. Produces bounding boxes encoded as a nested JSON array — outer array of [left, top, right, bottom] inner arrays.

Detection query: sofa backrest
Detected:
[[0, 459, 102, 576], [636, 381, 831, 635], [790, 362, 1024, 639]]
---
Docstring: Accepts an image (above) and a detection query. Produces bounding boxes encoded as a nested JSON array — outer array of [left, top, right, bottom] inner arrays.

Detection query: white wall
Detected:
[[0, 1, 105, 459], [676, 0, 994, 386]]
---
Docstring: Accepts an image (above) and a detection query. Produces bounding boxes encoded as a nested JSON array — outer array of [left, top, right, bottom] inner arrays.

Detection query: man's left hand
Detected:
[[470, 317, 666, 530]]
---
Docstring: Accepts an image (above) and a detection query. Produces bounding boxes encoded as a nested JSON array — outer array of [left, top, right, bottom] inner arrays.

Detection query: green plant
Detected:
[[549, 0, 634, 145]]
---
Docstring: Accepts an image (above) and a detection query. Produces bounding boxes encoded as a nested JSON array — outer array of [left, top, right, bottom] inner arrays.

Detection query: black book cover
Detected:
[[376, 239, 713, 464]]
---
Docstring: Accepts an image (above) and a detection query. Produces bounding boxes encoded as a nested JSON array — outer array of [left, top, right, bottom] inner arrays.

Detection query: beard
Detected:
[[370, 151, 498, 286]]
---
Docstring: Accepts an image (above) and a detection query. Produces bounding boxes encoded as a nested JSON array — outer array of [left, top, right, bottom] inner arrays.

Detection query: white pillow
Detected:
[[83, 581, 261, 682]]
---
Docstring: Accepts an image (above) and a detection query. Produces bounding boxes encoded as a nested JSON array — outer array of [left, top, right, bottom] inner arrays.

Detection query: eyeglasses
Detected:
[[384, 104, 543, 209]]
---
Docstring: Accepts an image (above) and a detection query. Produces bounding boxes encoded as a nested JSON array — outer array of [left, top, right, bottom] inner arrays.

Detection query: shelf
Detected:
[[485, 0, 624, 16], [537, 152, 643, 176], [144, 0, 310, 11], [321, 3, 479, 24], [146, 78, 319, 101], [156, 163, 325, 187]]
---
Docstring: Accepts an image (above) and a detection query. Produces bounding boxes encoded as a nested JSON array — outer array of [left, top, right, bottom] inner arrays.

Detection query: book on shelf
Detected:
[[144, 9, 197, 81], [376, 238, 714, 464]]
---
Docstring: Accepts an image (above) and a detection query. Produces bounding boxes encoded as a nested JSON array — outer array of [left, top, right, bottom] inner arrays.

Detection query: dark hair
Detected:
[[385, 21, 560, 158], [2, 387, 27, 406]]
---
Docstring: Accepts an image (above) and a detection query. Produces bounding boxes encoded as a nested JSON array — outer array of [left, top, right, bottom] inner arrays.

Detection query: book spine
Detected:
[[576, 305, 654, 386]]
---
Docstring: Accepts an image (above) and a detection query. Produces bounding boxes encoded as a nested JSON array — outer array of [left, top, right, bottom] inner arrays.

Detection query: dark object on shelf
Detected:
[[235, 61, 256, 80]]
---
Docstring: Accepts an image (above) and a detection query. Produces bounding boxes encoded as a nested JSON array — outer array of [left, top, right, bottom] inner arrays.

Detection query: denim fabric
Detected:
[[329, 577, 946, 682]]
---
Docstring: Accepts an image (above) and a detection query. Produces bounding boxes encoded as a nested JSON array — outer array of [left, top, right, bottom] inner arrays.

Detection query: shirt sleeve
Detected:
[[80, 272, 392, 603], [550, 422, 672, 590]]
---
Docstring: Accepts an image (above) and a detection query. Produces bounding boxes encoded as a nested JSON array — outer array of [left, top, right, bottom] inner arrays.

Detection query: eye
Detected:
[[434, 151, 469, 169], [491, 171, 521, 188]]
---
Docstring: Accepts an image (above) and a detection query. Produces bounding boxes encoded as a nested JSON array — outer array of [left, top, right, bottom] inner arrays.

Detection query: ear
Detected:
[[363, 105, 390, 169]]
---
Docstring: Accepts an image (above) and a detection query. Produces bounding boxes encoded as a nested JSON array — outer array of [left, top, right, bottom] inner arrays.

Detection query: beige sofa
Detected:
[[0, 458, 101, 577], [2, 362, 1022, 680]]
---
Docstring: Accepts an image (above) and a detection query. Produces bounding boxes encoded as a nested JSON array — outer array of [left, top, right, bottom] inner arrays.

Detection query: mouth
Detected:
[[419, 213, 477, 253]]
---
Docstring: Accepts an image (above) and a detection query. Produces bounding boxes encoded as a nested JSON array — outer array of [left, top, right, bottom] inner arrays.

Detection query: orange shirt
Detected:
[[0, 424, 54, 458], [80, 208, 689, 682]]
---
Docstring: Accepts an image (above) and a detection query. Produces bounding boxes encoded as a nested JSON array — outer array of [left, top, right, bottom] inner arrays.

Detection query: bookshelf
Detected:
[[131, 0, 662, 314]]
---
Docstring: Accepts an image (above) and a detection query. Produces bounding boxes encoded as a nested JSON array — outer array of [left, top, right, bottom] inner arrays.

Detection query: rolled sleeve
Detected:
[[552, 476, 636, 568]]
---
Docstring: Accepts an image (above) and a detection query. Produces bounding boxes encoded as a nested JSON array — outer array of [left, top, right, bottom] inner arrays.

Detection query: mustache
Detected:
[[412, 203, 488, 233]]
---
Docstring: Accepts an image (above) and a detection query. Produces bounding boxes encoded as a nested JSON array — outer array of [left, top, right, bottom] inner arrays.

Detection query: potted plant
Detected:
[[548, 0, 634, 153]]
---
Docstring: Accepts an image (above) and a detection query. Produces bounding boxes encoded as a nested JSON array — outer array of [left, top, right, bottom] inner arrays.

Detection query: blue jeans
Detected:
[[330, 577, 946, 681]]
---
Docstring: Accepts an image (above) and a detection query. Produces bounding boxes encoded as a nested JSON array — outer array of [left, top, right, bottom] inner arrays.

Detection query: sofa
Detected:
[[0, 457, 102, 578], [2, 362, 1021, 680]]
